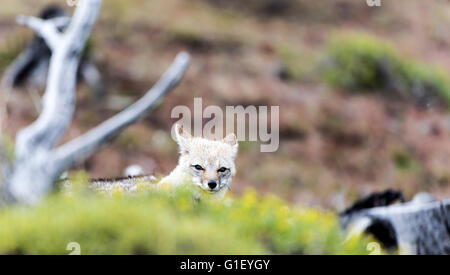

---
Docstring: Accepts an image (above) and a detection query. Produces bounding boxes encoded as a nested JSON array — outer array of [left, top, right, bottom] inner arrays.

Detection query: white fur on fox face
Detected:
[[189, 162, 233, 192], [174, 124, 238, 193]]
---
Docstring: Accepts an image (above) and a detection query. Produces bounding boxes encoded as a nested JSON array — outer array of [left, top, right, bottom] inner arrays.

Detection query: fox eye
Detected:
[[193, 165, 204, 171], [217, 167, 228, 173]]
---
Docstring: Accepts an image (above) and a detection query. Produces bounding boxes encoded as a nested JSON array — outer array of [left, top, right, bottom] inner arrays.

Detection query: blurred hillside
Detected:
[[1, 0, 450, 210]]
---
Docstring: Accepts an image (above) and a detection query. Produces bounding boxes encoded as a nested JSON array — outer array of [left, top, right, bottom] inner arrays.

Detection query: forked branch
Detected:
[[3, 0, 190, 205], [16, 15, 69, 50], [51, 52, 189, 176]]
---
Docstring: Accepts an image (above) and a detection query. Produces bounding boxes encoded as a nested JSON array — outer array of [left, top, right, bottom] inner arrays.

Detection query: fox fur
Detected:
[[158, 124, 238, 199], [62, 124, 238, 200]]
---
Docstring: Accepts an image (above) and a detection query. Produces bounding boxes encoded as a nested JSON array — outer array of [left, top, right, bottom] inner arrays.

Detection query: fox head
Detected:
[[174, 124, 238, 194]]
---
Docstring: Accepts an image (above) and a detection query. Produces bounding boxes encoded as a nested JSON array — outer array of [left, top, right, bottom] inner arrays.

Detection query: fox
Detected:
[[158, 124, 239, 199], [63, 124, 238, 200]]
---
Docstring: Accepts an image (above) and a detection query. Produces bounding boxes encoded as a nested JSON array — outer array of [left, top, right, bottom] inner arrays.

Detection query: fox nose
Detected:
[[207, 180, 217, 189]]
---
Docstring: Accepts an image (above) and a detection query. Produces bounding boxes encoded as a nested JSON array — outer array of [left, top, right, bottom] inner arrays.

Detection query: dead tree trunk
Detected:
[[341, 193, 450, 255], [0, 0, 190, 205]]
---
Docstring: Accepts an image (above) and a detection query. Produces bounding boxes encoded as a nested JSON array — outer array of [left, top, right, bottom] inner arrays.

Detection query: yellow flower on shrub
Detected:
[[0, 183, 371, 254]]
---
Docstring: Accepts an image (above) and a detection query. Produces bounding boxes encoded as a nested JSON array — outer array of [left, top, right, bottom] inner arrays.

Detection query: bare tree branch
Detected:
[[15, 15, 68, 50], [51, 52, 190, 176], [3, 0, 191, 205], [6, 0, 103, 204], [341, 196, 450, 254], [2, 6, 104, 98], [15, 0, 102, 159]]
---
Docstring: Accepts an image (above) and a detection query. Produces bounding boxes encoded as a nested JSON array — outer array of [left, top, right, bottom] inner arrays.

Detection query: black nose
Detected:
[[207, 180, 217, 189]]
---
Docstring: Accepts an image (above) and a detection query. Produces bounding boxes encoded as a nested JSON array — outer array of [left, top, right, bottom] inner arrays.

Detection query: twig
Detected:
[[51, 52, 190, 176], [16, 15, 64, 50]]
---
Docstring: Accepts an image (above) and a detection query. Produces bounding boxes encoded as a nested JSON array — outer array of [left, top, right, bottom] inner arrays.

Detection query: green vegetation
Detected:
[[392, 150, 413, 170], [0, 182, 370, 254], [276, 45, 318, 82], [0, 33, 27, 71], [322, 33, 450, 106], [166, 24, 242, 53], [391, 149, 422, 174], [166, 25, 215, 52], [0, 134, 14, 163]]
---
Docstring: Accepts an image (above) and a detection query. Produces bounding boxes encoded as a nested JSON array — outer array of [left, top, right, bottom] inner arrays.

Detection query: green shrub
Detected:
[[0, 183, 370, 254], [322, 33, 450, 107], [275, 45, 318, 82]]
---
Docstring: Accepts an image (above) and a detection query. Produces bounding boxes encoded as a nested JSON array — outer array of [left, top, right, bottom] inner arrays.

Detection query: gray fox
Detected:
[[64, 124, 238, 200], [158, 124, 238, 199]]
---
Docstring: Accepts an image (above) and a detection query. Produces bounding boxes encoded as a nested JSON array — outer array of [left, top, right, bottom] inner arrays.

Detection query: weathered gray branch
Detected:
[[6, 0, 103, 204], [3, 0, 190, 205], [2, 5, 104, 97], [51, 52, 190, 176], [341, 196, 450, 254], [15, 2, 101, 158], [16, 15, 69, 50]]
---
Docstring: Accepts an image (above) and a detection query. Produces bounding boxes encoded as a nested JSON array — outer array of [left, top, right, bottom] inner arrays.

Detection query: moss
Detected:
[[322, 33, 450, 107], [0, 184, 370, 254]]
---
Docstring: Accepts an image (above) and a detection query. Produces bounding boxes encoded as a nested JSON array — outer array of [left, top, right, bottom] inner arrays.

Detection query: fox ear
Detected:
[[175, 123, 191, 154], [223, 133, 238, 156]]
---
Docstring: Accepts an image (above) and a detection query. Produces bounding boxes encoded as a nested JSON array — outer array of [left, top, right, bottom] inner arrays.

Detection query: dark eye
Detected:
[[217, 167, 227, 173], [193, 165, 204, 171]]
